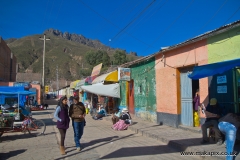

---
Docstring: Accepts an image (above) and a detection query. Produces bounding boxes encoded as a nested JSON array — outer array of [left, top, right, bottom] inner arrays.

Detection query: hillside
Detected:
[[6, 29, 140, 84]]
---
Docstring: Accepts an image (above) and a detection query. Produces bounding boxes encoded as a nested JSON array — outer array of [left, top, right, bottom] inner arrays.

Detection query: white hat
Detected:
[[122, 108, 128, 113]]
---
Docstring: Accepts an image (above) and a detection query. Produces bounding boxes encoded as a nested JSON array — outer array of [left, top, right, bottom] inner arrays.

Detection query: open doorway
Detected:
[[192, 79, 200, 127]]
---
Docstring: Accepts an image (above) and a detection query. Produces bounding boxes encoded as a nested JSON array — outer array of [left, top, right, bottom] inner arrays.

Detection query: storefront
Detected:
[[75, 78, 87, 102], [81, 70, 119, 113], [92, 70, 118, 84], [189, 58, 240, 115]]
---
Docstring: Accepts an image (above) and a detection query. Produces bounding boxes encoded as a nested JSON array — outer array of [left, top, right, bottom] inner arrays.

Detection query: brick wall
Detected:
[[0, 37, 17, 82]]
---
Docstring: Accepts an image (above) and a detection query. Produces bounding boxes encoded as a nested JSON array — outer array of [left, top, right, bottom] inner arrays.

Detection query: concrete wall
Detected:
[[131, 58, 157, 123], [155, 40, 209, 127]]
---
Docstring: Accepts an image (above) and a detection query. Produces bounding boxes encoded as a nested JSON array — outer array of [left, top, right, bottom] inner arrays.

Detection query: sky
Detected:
[[0, 0, 240, 57]]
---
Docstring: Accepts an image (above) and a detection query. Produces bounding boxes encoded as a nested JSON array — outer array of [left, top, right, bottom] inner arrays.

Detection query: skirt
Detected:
[[112, 120, 130, 131]]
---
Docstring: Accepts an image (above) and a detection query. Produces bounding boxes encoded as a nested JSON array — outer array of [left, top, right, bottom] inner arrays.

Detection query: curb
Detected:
[[103, 116, 224, 160]]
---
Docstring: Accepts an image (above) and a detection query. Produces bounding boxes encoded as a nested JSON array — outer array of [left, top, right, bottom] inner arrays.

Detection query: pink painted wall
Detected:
[[155, 39, 209, 117]]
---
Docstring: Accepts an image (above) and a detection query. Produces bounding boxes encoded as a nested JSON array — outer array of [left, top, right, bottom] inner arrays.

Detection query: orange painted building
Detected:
[[154, 21, 240, 127], [155, 40, 209, 127]]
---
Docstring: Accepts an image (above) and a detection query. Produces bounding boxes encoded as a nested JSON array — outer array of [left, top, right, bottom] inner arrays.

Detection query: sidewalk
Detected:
[[50, 106, 201, 160], [103, 115, 240, 160], [1, 100, 238, 160]]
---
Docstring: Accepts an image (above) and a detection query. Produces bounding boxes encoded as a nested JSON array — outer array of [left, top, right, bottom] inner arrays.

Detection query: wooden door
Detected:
[[128, 79, 135, 114]]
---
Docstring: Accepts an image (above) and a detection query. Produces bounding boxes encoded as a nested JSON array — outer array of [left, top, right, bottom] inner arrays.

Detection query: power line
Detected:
[[53, 0, 64, 26], [47, 0, 56, 26], [78, 0, 120, 30], [108, 0, 165, 47], [78, 0, 154, 49], [143, 0, 195, 53], [129, 0, 169, 32], [196, 0, 229, 34], [0, 26, 12, 39], [41, 0, 50, 29], [222, 5, 240, 25], [179, 0, 229, 68], [92, 0, 144, 39], [109, 0, 156, 43], [90, 0, 131, 34]]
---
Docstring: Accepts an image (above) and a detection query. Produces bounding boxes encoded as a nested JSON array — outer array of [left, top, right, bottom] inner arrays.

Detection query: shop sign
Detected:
[[91, 63, 102, 76], [217, 75, 227, 84], [45, 86, 49, 93], [217, 85, 227, 93], [13, 82, 31, 90], [118, 68, 131, 81]]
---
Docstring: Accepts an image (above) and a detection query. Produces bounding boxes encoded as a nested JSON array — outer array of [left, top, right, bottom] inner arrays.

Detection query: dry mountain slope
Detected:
[[6, 29, 139, 83]]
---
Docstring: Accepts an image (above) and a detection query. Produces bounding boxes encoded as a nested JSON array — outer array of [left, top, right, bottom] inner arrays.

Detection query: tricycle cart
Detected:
[[0, 86, 46, 138]]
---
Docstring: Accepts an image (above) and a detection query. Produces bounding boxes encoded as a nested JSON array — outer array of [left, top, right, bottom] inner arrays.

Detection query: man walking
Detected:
[[69, 96, 86, 151]]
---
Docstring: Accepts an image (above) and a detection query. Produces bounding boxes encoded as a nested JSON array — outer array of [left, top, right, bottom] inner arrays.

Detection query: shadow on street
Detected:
[[0, 149, 27, 159]]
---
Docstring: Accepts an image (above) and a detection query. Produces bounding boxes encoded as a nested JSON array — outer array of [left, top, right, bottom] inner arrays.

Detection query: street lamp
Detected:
[[39, 34, 50, 88]]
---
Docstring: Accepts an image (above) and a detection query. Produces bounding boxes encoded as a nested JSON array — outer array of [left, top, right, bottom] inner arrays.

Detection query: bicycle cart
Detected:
[[0, 86, 46, 138], [0, 112, 46, 137]]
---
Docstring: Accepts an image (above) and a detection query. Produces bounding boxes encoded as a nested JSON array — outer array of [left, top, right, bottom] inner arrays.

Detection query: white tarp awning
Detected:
[[80, 83, 120, 98]]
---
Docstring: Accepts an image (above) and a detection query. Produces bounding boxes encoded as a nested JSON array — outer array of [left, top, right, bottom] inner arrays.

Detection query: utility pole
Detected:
[[39, 34, 50, 88]]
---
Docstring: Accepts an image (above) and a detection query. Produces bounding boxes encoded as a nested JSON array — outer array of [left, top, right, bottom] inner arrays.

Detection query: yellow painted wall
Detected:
[[207, 26, 240, 63]]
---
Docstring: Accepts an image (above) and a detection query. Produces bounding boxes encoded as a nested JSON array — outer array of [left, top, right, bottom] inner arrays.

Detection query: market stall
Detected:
[[0, 86, 36, 121]]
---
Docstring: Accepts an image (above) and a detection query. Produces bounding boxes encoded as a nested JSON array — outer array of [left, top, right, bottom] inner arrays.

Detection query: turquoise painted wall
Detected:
[[119, 81, 127, 110], [131, 57, 157, 122], [207, 26, 240, 63]]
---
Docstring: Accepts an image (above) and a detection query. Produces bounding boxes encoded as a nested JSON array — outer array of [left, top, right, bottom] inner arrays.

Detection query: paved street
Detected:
[[0, 102, 200, 160]]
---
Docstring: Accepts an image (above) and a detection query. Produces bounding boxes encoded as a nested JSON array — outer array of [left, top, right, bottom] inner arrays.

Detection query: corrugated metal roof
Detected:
[[120, 20, 240, 68]]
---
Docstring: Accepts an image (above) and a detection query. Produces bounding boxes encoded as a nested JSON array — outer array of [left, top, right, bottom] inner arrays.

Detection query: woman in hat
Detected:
[[54, 96, 70, 155], [111, 108, 121, 124], [112, 108, 131, 131]]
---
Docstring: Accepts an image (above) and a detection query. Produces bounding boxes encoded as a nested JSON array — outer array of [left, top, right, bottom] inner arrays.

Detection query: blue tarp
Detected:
[[188, 58, 240, 80], [0, 86, 36, 106]]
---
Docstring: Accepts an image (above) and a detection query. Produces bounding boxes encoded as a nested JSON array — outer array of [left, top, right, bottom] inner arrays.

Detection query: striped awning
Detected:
[[75, 79, 86, 90], [70, 80, 80, 89], [85, 75, 97, 84], [92, 70, 118, 84]]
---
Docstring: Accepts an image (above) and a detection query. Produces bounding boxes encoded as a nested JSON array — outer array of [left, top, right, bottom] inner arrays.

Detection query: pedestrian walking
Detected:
[[54, 96, 70, 155], [69, 96, 86, 151]]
